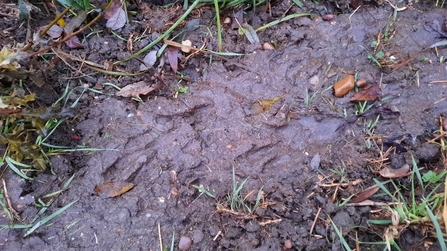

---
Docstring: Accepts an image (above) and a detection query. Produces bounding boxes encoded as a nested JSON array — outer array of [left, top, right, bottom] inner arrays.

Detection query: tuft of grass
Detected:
[[226, 166, 264, 214], [304, 88, 318, 106], [368, 155, 447, 249]]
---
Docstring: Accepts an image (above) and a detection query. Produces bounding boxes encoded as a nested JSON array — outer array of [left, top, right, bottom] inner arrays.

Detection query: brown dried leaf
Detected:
[[64, 36, 84, 49], [64, 11, 87, 34], [46, 24, 63, 38], [253, 96, 283, 114], [167, 46, 179, 73], [379, 164, 410, 178], [104, 0, 122, 19], [350, 84, 381, 102], [350, 185, 380, 203], [106, 8, 125, 30], [116, 81, 157, 98], [94, 181, 135, 198]]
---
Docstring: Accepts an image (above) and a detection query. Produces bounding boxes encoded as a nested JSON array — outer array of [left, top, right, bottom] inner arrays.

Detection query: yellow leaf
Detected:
[[0, 47, 25, 71], [253, 96, 283, 115], [57, 18, 66, 27]]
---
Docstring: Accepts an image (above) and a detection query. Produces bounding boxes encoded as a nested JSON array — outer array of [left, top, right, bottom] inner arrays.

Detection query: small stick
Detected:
[[259, 219, 281, 226], [309, 207, 321, 236], [429, 80, 447, 83], [158, 222, 163, 251], [25, 13, 103, 58], [212, 230, 221, 241], [2, 179, 20, 220]]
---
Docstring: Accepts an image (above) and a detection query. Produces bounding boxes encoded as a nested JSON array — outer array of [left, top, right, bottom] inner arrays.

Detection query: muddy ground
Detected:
[[1, 0, 447, 250]]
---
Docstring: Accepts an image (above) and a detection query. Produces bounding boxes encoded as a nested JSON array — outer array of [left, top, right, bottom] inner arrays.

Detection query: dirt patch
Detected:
[[1, 0, 447, 250]]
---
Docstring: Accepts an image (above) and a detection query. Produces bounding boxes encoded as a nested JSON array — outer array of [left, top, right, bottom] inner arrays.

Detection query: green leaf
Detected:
[[292, 0, 304, 8], [57, 0, 82, 9], [57, 0, 90, 10]]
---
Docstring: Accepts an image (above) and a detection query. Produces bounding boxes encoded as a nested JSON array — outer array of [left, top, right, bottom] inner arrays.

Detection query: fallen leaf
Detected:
[[46, 24, 63, 38], [64, 11, 87, 34], [350, 84, 381, 102], [104, 0, 122, 19], [94, 181, 135, 198], [242, 23, 260, 44], [350, 185, 380, 203], [0, 47, 26, 70], [379, 164, 410, 178], [65, 36, 84, 49], [381, 134, 408, 154], [140, 50, 157, 71], [18, 0, 40, 20], [253, 96, 283, 114], [106, 0, 126, 30], [116, 81, 158, 97], [167, 46, 179, 73], [0, 99, 8, 109], [231, 10, 244, 30]]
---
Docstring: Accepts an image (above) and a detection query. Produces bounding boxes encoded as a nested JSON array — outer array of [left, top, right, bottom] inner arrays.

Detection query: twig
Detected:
[[259, 219, 281, 226], [40, 7, 71, 37], [309, 207, 321, 236], [2, 179, 21, 220], [158, 222, 163, 251], [25, 12, 103, 59], [212, 230, 221, 241]]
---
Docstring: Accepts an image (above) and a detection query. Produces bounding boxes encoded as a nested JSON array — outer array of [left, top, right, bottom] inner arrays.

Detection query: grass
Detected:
[[304, 88, 318, 106], [223, 165, 264, 214], [366, 156, 447, 250]]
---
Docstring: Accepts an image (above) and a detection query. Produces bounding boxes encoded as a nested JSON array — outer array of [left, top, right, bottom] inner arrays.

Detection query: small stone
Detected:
[[310, 154, 320, 169], [356, 78, 367, 88], [309, 75, 320, 89], [224, 17, 231, 24], [284, 239, 293, 249], [181, 40, 192, 53], [179, 236, 192, 250], [263, 42, 275, 50], [322, 14, 334, 21], [334, 75, 355, 97]]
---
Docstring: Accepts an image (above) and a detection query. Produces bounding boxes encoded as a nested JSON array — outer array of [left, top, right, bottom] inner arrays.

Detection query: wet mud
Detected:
[[1, 1, 447, 250]]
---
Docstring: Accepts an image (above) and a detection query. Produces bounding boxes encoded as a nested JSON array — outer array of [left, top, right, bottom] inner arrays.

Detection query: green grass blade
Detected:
[[5, 157, 33, 181], [1, 224, 33, 230], [170, 231, 175, 251], [213, 0, 222, 52], [425, 205, 447, 251], [193, 185, 215, 198], [373, 178, 395, 200], [115, 0, 201, 64], [256, 13, 315, 32], [367, 219, 392, 225], [412, 155, 424, 190], [330, 217, 351, 250], [24, 199, 78, 237]]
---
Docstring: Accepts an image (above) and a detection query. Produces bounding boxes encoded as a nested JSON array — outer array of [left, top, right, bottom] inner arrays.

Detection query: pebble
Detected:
[[334, 75, 355, 97], [179, 236, 192, 250], [284, 239, 293, 249], [181, 40, 192, 53], [322, 14, 334, 21], [263, 42, 275, 50], [310, 154, 320, 170], [356, 78, 367, 88]]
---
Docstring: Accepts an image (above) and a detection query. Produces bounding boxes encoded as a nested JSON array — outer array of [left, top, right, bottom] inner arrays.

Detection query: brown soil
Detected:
[[1, 0, 447, 250]]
